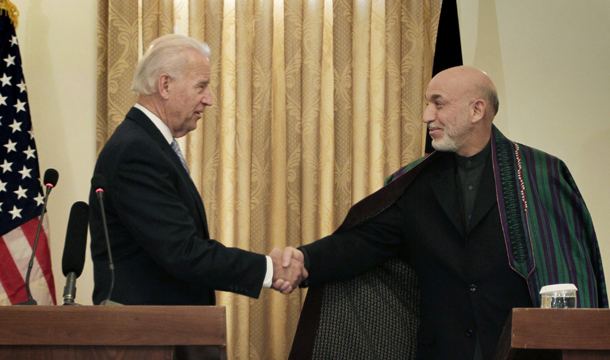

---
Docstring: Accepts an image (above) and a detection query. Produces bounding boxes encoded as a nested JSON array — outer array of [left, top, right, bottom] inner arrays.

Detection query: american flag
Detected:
[[0, 6, 56, 305]]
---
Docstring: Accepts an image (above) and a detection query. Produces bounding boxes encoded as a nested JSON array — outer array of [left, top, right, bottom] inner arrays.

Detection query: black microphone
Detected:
[[16, 168, 59, 306], [91, 174, 121, 306], [61, 201, 89, 305]]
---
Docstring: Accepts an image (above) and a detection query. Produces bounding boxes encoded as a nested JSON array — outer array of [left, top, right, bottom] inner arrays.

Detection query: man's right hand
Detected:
[[269, 247, 308, 294]]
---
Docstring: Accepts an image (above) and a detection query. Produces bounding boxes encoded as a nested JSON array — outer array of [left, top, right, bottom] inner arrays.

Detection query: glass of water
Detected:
[[540, 284, 578, 308]]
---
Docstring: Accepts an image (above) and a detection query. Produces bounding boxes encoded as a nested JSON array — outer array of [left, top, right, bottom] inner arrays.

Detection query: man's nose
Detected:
[[422, 104, 435, 124], [202, 88, 213, 106]]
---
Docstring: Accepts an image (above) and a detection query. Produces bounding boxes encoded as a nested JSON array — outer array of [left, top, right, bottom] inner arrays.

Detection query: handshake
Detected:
[[268, 247, 308, 294]]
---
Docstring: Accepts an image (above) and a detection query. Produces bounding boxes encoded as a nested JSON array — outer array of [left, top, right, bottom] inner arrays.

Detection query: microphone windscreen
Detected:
[[91, 174, 106, 191], [43, 168, 59, 187], [61, 201, 89, 277]]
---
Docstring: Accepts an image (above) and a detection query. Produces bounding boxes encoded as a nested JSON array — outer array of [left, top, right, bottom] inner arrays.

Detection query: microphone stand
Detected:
[[96, 188, 121, 306], [16, 184, 53, 306], [62, 272, 78, 305]]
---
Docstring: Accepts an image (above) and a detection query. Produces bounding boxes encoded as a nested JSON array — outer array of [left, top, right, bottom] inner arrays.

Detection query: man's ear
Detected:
[[471, 99, 486, 123], [158, 74, 171, 100]]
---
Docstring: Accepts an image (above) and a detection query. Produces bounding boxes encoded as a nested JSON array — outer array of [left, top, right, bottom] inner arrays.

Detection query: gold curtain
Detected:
[[97, 0, 441, 359]]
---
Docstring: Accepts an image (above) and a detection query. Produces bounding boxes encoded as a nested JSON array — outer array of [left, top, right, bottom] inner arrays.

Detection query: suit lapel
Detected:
[[126, 108, 209, 237], [430, 155, 467, 238]]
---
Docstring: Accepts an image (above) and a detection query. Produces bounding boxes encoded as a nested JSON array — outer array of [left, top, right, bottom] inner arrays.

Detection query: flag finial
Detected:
[[0, 0, 19, 28]]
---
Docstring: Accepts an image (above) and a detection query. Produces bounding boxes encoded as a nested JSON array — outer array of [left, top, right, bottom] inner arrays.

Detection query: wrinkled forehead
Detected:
[[426, 71, 477, 103], [426, 77, 461, 103]]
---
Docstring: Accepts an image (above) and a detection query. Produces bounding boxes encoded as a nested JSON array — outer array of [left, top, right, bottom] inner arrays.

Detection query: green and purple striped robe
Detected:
[[492, 127, 607, 308]]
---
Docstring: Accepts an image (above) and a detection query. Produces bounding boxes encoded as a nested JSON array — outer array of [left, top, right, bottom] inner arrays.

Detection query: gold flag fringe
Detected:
[[0, 0, 19, 28]]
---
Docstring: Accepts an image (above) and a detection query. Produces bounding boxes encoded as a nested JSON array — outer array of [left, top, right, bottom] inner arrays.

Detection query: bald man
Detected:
[[287, 66, 607, 360]]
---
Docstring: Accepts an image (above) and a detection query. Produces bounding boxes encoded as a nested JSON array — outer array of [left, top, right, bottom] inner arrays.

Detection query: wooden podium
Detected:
[[493, 308, 610, 360], [0, 305, 227, 360]]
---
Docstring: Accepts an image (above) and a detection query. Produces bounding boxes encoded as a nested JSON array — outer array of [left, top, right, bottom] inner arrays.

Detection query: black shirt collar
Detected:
[[455, 140, 491, 170]]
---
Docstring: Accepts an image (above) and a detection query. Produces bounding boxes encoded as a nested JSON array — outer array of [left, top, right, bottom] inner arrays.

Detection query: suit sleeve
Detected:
[[301, 201, 406, 286], [108, 138, 266, 298]]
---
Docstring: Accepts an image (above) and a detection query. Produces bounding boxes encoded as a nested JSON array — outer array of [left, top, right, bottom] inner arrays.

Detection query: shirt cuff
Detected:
[[263, 255, 273, 288]]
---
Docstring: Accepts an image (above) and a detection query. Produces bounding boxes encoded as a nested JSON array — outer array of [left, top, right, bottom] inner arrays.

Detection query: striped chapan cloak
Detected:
[[289, 126, 608, 360]]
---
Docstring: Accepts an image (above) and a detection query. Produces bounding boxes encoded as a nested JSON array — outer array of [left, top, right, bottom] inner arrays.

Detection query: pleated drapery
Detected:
[[97, 1, 441, 358]]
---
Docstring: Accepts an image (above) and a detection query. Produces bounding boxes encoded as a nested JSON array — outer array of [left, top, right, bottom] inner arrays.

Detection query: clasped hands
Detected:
[[269, 246, 308, 294]]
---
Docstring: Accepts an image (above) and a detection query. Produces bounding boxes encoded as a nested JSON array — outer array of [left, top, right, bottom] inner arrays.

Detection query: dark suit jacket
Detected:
[[302, 151, 532, 359], [90, 107, 266, 305]]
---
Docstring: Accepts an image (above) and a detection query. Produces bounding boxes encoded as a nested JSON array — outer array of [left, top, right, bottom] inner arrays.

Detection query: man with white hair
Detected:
[[89, 34, 305, 310], [287, 66, 607, 360]]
